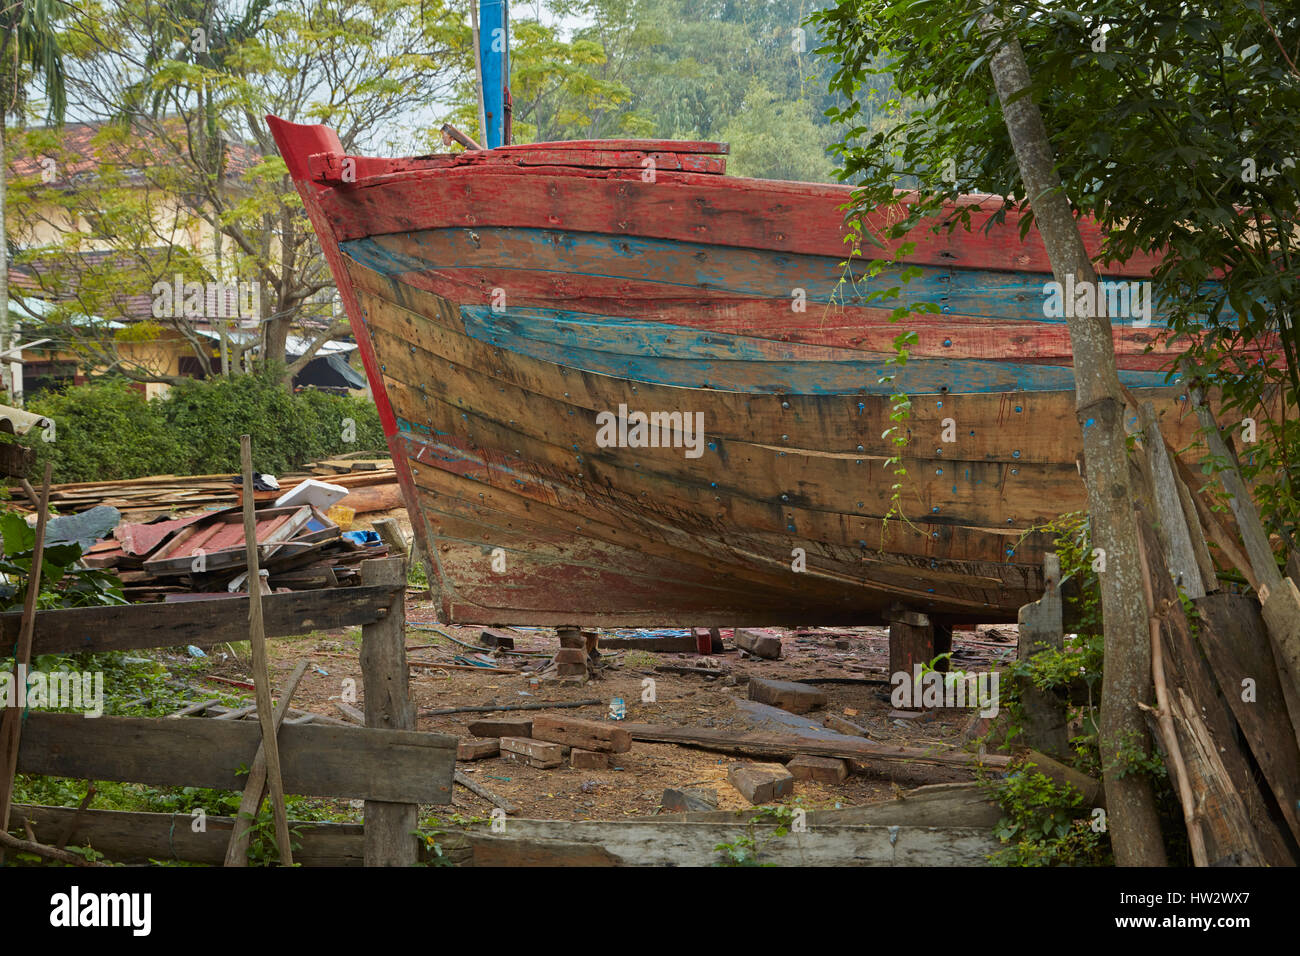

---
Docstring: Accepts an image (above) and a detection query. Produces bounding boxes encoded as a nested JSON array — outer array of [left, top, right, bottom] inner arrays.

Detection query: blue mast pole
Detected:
[[479, 0, 509, 149]]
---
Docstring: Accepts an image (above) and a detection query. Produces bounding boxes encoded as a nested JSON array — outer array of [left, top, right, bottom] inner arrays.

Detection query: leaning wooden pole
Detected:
[[240, 436, 294, 865], [981, 18, 1166, 864], [0, 462, 52, 865]]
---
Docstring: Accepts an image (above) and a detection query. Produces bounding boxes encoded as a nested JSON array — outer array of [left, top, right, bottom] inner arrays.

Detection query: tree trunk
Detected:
[[0, 115, 10, 404], [983, 20, 1167, 865]]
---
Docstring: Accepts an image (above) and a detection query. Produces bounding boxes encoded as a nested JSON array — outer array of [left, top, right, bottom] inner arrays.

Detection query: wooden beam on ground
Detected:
[[11, 804, 374, 867], [619, 724, 1011, 771], [640, 782, 1001, 829], [461, 819, 999, 866], [453, 770, 518, 814], [225, 660, 310, 867], [0, 462, 51, 865], [1, 586, 399, 657], [360, 556, 418, 866], [17, 714, 456, 803]]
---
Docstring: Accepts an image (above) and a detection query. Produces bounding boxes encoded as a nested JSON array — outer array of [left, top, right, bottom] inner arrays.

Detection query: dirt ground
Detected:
[[197, 590, 1018, 822]]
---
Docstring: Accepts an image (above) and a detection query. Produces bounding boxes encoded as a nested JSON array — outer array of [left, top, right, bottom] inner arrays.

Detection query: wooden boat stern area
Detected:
[[267, 116, 1204, 627]]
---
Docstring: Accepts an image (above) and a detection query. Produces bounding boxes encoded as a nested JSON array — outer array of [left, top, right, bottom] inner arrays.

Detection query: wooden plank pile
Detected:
[[79, 500, 391, 601], [1021, 390, 1300, 867], [5, 458, 400, 519]]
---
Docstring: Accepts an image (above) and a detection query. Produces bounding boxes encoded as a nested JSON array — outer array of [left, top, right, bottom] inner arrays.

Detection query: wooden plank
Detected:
[[1194, 593, 1300, 846], [500, 736, 564, 768], [1, 586, 400, 656], [360, 556, 418, 866], [16, 714, 456, 804], [240, 436, 294, 866], [462, 819, 999, 866], [1016, 554, 1069, 757], [531, 715, 631, 754], [1138, 401, 1209, 596], [643, 782, 1002, 829], [1138, 517, 1290, 865], [620, 724, 1011, 771], [747, 677, 827, 715], [315, 158, 1162, 277], [11, 804, 366, 867], [453, 770, 518, 814]]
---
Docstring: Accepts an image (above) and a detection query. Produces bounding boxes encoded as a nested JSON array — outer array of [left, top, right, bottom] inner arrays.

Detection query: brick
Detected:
[[733, 628, 781, 659], [660, 787, 719, 812], [532, 715, 632, 753], [457, 737, 500, 761], [479, 628, 515, 649], [553, 648, 587, 664], [787, 754, 850, 783], [570, 748, 609, 769], [467, 718, 532, 738], [727, 763, 795, 804], [747, 677, 827, 714], [500, 736, 563, 769]]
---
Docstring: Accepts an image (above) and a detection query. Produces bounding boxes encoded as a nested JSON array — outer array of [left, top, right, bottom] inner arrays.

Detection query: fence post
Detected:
[[360, 556, 418, 866]]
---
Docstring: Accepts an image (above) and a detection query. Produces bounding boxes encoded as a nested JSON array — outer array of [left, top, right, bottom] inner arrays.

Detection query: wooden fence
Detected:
[[4, 556, 457, 867]]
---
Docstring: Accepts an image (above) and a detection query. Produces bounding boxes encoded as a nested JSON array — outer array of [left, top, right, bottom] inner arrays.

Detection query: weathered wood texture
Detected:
[[10, 804, 373, 867], [267, 115, 1227, 629], [461, 820, 1000, 866], [1194, 593, 1300, 847], [360, 557, 418, 866], [644, 782, 1002, 829], [621, 724, 1011, 771], [16, 714, 456, 804], [1016, 554, 1069, 757], [531, 715, 631, 753], [1, 586, 399, 656], [1138, 519, 1293, 866]]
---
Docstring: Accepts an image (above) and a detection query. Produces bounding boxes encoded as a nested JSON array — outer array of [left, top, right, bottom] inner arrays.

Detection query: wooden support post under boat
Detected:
[[1017, 553, 1069, 758], [553, 625, 597, 679], [887, 606, 936, 712], [360, 556, 418, 866]]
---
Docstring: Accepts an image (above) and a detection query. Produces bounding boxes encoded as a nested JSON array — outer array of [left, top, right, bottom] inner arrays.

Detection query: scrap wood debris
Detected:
[[9, 458, 402, 602]]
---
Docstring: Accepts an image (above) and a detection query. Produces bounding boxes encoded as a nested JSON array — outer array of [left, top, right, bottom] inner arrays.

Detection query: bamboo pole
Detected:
[[0, 462, 52, 865], [240, 436, 294, 865]]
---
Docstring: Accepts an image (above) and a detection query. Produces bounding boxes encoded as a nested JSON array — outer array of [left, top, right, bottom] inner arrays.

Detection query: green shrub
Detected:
[[24, 380, 183, 482], [18, 371, 387, 482]]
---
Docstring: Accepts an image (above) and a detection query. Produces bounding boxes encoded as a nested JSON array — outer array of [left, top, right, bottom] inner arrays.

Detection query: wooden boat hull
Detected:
[[270, 118, 1203, 626]]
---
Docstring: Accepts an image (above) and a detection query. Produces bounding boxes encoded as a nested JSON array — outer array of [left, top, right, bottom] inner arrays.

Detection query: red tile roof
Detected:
[[8, 119, 261, 186]]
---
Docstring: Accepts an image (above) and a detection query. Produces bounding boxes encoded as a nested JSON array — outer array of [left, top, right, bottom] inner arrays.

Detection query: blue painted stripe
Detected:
[[342, 228, 1223, 327], [460, 305, 1175, 394]]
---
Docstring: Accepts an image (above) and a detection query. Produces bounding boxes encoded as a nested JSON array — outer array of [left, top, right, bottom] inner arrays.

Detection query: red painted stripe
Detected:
[[315, 164, 1165, 276]]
